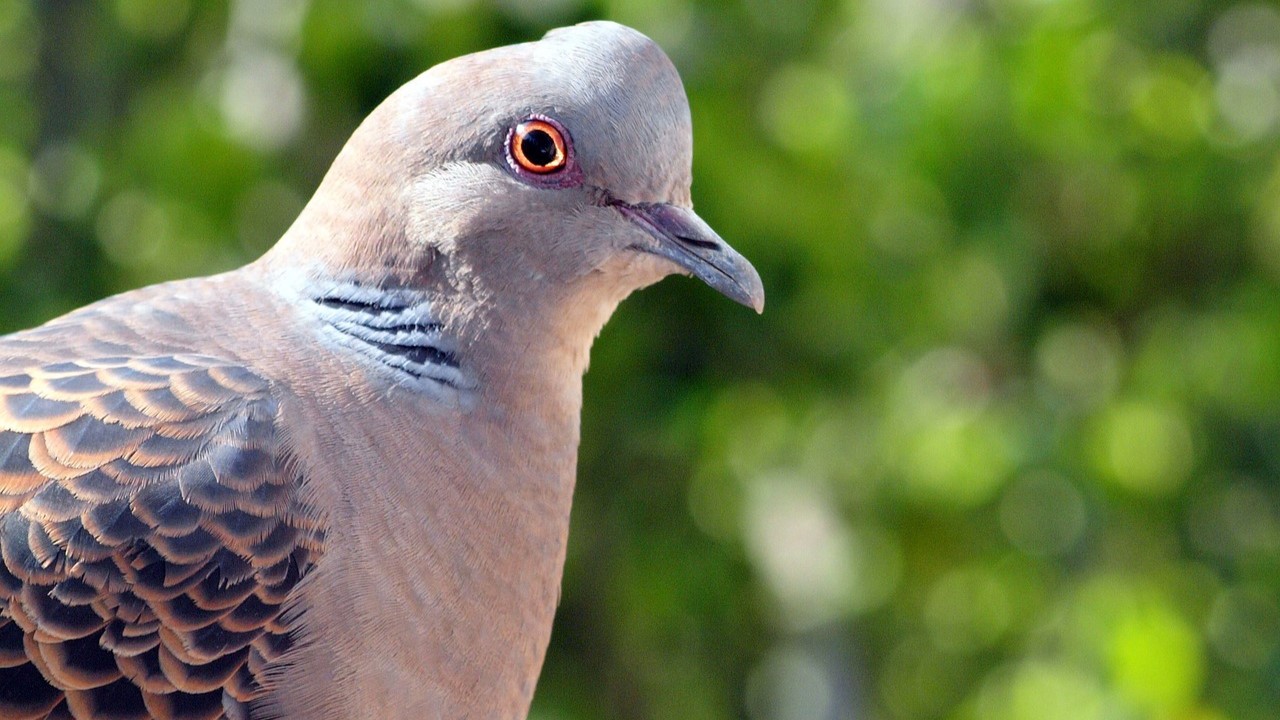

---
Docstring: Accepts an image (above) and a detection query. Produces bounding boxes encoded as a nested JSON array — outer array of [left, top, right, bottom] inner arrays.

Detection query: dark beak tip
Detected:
[[618, 200, 766, 314], [736, 270, 767, 314]]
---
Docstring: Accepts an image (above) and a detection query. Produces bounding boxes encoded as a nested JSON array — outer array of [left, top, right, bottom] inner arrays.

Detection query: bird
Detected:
[[0, 20, 762, 720]]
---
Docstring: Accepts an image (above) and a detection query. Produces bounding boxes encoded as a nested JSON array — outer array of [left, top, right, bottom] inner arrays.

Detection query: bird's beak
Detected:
[[614, 202, 765, 313]]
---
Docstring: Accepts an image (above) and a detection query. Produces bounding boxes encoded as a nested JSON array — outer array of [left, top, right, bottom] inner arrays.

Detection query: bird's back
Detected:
[[0, 272, 326, 720]]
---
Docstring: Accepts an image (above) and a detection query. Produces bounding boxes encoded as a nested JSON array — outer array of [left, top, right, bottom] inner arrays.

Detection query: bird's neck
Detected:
[[251, 262, 624, 717]]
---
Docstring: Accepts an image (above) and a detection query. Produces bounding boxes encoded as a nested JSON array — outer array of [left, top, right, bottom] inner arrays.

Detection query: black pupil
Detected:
[[520, 129, 559, 166]]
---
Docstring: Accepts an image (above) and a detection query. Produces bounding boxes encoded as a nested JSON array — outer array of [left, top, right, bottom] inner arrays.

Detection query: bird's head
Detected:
[[261, 22, 757, 386], [271, 22, 761, 362]]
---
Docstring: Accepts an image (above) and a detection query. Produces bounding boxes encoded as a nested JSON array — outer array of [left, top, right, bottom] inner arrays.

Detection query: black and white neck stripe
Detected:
[[308, 281, 469, 394]]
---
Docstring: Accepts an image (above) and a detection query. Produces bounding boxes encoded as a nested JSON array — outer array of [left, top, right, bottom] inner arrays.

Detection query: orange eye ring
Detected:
[[510, 119, 567, 173]]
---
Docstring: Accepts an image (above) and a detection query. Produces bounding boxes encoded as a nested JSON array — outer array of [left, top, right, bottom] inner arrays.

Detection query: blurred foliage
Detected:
[[2, 0, 1279, 719]]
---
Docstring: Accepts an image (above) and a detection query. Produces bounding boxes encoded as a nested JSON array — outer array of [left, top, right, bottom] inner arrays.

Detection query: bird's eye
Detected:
[[510, 119, 567, 174]]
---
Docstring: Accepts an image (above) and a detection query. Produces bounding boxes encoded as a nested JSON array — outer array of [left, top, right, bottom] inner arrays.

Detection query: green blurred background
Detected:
[[1, 0, 1278, 718]]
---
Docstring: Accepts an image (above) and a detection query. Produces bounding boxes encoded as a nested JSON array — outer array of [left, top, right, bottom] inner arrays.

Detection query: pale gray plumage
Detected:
[[0, 21, 762, 720]]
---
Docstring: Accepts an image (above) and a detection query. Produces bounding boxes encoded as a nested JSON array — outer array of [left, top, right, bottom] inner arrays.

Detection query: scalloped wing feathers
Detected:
[[0, 339, 322, 720]]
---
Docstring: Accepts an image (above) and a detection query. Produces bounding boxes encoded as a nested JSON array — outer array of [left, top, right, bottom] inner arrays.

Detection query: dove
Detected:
[[0, 20, 763, 720]]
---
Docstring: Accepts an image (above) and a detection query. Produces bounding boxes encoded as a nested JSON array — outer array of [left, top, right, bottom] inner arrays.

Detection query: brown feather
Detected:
[[0, 354, 320, 719]]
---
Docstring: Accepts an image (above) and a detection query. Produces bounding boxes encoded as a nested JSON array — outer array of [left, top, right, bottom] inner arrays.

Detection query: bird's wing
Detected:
[[0, 350, 323, 720]]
